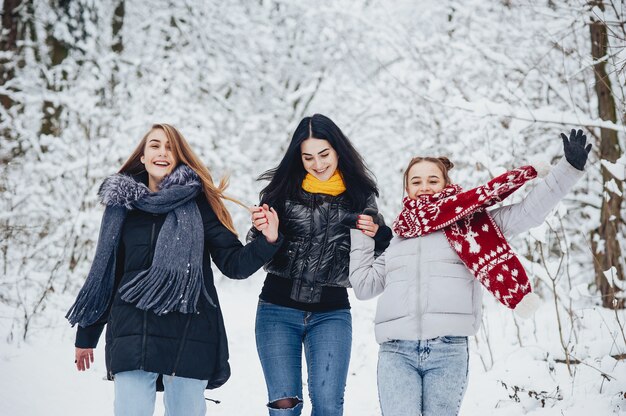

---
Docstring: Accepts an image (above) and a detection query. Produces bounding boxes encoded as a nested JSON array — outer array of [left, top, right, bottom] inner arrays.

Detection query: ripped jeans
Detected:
[[255, 300, 352, 416]]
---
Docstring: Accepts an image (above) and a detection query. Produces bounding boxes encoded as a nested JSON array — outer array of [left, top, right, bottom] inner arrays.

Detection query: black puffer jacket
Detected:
[[76, 193, 282, 389], [248, 190, 391, 303]]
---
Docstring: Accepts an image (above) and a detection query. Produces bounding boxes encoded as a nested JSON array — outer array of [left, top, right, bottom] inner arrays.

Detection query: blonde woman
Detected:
[[67, 124, 282, 416]]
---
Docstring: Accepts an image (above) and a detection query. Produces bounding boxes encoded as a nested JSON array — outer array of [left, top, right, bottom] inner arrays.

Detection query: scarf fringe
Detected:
[[119, 266, 215, 315], [66, 273, 115, 326], [66, 207, 125, 327]]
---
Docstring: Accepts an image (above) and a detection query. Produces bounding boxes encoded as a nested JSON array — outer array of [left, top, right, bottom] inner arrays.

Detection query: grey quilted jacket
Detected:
[[349, 158, 583, 343]]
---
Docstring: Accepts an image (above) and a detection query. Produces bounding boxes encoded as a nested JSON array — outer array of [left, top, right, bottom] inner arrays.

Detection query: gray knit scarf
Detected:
[[66, 164, 213, 327]]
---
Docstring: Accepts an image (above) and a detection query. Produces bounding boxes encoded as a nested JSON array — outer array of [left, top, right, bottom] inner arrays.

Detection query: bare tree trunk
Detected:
[[112, 0, 124, 54], [40, 0, 88, 137], [1, 0, 20, 48], [109, 0, 124, 101], [589, 0, 625, 309], [1, 0, 22, 110], [0, 0, 26, 163], [40, 25, 69, 137]]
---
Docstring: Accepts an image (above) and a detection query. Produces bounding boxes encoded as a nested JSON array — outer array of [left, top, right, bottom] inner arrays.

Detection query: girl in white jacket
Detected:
[[350, 130, 590, 416]]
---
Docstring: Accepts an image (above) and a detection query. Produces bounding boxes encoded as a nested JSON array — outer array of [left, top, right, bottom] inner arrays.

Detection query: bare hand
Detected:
[[356, 214, 379, 238], [75, 347, 94, 371], [250, 204, 279, 243], [251, 206, 265, 231]]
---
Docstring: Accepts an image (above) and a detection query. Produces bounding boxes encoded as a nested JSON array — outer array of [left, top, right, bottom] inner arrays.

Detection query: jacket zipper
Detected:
[[298, 193, 316, 281], [416, 237, 422, 337], [141, 219, 157, 370], [314, 202, 333, 277], [149, 218, 156, 260], [313, 198, 332, 278], [140, 310, 147, 370], [171, 315, 192, 376]]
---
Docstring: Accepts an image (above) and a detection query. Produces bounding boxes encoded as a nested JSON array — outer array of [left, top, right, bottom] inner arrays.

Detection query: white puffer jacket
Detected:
[[349, 159, 583, 344]]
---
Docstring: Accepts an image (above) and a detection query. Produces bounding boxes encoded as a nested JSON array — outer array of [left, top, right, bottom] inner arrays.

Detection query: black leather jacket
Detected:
[[248, 190, 392, 303]]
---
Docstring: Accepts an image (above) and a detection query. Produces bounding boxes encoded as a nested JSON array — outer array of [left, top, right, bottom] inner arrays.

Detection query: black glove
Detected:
[[340, 208, 380, 228], [341, 213, 359, 228], [561, 129, 591, 171], [362, 207, 380, 224]]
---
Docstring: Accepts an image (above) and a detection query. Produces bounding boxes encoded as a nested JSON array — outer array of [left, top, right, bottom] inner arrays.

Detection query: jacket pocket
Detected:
[[425, 262, 474, 314], [374, 280, 410, 324], [327, 245, 350, 285], [268, 240, 300, 276], [386, 255, 409, 282]]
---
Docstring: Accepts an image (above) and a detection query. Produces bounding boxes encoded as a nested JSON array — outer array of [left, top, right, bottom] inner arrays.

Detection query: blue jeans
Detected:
[[114, 370, 208, 416], [255, 300, 352, 416], [377, 337, 469, 416]]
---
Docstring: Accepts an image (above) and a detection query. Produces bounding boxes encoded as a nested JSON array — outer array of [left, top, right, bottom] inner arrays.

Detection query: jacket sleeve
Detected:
[[200, 197, 283, 280], [75, 242, 125, 348], [246, 225, 261, 244], [489, 158, 585, 238], [364, 193, 393, 254], [75, 320, 105, 349], [349, 229, 387, 300]]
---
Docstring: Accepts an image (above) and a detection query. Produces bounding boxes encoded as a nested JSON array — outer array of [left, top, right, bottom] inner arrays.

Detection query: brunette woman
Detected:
[[248, 114, 392, 415]]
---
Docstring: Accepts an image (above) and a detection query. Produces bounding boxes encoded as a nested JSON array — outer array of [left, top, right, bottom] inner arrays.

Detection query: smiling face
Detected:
[[406, 161, 446, 199], [300, 137, 338, 181], [140, 128, 177, 191]]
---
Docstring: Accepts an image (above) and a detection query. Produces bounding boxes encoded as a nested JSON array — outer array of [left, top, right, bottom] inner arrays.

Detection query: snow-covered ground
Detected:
[[2, 271, 625, 415], [2, 1, 625, 415]]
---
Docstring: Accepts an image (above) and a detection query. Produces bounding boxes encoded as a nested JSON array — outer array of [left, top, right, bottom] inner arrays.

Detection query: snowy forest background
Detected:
[[1, 0, 626, 414]]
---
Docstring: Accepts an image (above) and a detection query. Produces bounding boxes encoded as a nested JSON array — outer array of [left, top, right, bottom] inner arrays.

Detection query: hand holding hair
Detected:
[[561, 129, 592, 171]]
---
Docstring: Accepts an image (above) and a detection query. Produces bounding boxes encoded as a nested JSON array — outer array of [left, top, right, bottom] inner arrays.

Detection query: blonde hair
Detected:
[[119, 123, 242, 235], [402, 156, 454, 192]]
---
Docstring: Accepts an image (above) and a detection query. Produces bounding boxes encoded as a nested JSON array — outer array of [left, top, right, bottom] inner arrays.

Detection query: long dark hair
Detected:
[[258, 114, 378, 211]]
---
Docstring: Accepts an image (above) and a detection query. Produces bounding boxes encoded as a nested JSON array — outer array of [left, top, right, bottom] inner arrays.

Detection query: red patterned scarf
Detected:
[[392, 166, 538, 309]]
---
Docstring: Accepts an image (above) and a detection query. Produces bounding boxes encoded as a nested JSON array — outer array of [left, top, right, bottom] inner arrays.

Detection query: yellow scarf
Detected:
[[302, 170, 346, 196]]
